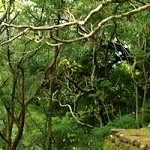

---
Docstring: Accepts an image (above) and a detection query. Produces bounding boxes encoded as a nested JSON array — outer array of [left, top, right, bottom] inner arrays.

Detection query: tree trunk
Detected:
[[141, 82, 147, 125], [135, 85, 139, 128], [45, 82, 53, 150]]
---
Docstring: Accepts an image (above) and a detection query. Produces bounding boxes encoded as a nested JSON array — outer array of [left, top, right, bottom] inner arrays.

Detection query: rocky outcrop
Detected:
[[104, 128, 150, 150]]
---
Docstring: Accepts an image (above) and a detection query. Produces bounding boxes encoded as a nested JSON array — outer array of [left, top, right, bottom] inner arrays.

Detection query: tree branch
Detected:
[[52, 91, 93, 128], [0, 3, 149, 45], [82, 0, 128, 25], [51, 4, 150, 43], [1, 1, 148, 32], [0, 28, 29, 46], [0, 131, 9, 144], [58, 102, 93, 128], [1, 20, 79, 31]]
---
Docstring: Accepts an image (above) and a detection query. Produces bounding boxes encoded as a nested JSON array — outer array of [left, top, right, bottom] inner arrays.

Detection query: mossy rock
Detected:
[[103, 128, 150, 150], [103, 139, 141, 150]]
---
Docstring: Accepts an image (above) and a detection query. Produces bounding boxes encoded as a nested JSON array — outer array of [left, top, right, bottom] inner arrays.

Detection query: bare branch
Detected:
[[0, 1, 128, 30], [45, 41, 63, 47], [82, 0, 127, 25], [52, 3, 150, 43], [88, 3, 150, 37], [1, 20, 79, 31], [52, 91, 93, 128], [0, 28, 29, 46], [58, 101, 93, 128], [0, 2, 149, 46]]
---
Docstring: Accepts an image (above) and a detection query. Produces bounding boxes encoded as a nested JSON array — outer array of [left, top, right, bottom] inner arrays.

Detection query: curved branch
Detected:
[[0, 3, 149, 44], [82, 0, 128, 25], [58, 100, 93, 128], [52, 3, 150, 43]]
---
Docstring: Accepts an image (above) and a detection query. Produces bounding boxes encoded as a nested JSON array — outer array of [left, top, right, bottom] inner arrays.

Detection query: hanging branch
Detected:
[[52, 91, 93, 128], [58, 101, 93, 128]]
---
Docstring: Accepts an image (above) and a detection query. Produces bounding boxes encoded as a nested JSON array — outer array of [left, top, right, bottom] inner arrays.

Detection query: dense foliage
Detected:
[[0, 0, 150, 149]]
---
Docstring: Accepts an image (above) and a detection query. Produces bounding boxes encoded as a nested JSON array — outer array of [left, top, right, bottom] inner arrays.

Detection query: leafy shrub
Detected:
[[89, 126, 111, 150], [52, 116, 86, 150], [108, 115, 137, 129], [52, 116, 111, 150]]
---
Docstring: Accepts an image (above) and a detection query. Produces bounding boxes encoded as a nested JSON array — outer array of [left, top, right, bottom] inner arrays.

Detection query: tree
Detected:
[[0, 0, 150, 149]]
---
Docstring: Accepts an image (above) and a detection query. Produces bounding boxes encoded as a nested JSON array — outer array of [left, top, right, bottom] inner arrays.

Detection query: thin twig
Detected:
[[0, 28, 29, 46]]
